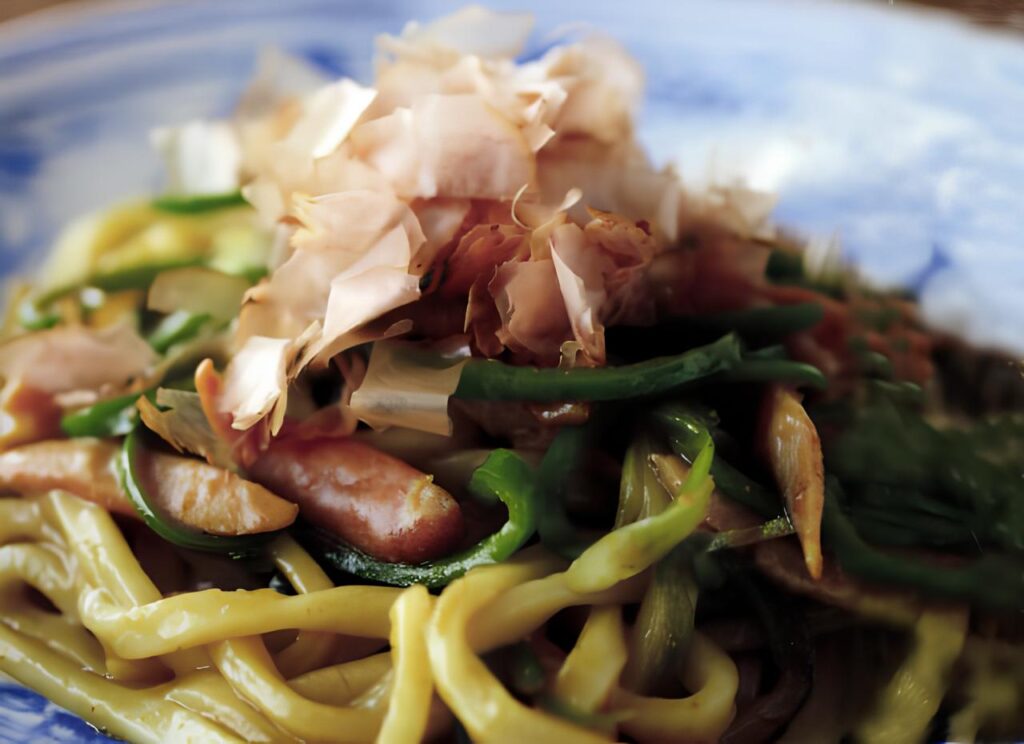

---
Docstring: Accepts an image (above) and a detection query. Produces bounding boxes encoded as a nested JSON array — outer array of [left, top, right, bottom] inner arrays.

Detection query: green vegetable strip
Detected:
[[18, 257, 204, 331], [454, 334, 741, 401], [536, 426, 598, 560], [117, 427, 269, 556], [822, 479, 1024, 610], [621, 544, 698, 695], [62, 378, 194, 439], [717, 358, 828, 389], [565, 439, 714, 594], [655, 405, 780, 517], [310, 449, 538, 588], [152, 190, 247, 214], [615, 433, 670, 527], [147, 311, 211, 353], [61, 392, 150, 438]]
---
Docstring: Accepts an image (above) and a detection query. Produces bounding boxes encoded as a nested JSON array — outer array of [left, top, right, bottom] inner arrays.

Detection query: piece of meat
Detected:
[[249, 437, 464, 564], [0, 383, 62, 451], [0, 438, 134, 516], [139, 451, 298, 536]]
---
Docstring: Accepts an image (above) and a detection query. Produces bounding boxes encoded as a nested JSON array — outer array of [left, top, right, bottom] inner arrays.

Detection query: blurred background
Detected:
[[1, 0, 1022, 351], [4, 0, 1024, 29]]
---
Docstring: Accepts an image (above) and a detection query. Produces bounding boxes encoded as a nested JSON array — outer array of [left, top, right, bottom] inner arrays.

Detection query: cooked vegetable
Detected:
[[152, 190, 247, 214], [453, 333, 742, 401], [19, 258, 204, 330], [61, 391, 149, 438], [761, 385, 825, 579], [146, 311, 211, 354], [565, 441, 714, 593], [535, 425, 598, 559], [621, 543, 698, 695], [118, 427, 295, 553], [303, 448, 537, 588], [822, 480, 1024, 609], [657, 405, 781, 517]]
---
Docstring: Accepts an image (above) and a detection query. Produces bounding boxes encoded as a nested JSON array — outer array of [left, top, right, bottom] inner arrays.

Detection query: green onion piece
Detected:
[[152, 190, 247, 214], [621, 543, 698, 695], [454, 334, 742, 402], [565, 441, 714, 594]]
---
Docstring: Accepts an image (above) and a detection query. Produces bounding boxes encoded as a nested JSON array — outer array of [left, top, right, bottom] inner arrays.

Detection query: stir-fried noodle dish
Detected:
[[0, 7, 1021, 743]]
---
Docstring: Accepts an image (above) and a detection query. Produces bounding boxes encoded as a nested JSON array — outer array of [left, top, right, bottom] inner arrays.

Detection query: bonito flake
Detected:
[[197, 6, 684, 433]]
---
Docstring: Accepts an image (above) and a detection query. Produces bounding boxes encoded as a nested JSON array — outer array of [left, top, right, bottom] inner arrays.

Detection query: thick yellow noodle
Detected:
[[0, 488, 756, 742]]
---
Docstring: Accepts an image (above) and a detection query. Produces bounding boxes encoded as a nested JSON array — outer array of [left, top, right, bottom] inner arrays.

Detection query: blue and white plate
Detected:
[[0, 0, 1022, 740]]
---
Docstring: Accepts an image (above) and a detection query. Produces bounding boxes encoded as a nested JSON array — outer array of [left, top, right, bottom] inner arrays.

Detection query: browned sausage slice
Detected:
[[0, 438, 134, 516], [250, 437, 464, 564]]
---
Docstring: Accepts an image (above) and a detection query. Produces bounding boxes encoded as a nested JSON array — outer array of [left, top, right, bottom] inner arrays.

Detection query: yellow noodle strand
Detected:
[[608, 632, 738, 743], [211, 636, 384, 743], [82, 583, 399, 658], [47, 490, 160, 607], [270, 535, 337, 678], [47, 490, 208, 676], [1, 604, 106, 672], [468, 568, 646, 654], [377, 584, 434, 744], [0, 498, 49, 543], [553, 606, 628, 714], [855, 606, 968, 744], [167, 670, 299, 743], [0, 623, 242, 744], [290, 653, 394, 705], [0, 542, 77, 615], [428, 558, 612, 744]]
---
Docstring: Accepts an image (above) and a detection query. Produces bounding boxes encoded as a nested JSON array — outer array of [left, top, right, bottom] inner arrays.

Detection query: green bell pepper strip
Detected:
[[117, 427, 269, 556], [152, 190, 247, 214], [535, 425, 601, 560], [306, 449, 538, 588], [453, 333, 742, 402], [61, 391, 151, 438], [18, 257, 205, 331], [822, 478, 1024, 610], [61, 377, 195, 439], [147, 311, 211, 353]]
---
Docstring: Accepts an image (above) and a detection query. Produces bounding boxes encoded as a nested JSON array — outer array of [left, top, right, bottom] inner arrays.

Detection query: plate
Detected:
[[0, 0, 1021, 740]]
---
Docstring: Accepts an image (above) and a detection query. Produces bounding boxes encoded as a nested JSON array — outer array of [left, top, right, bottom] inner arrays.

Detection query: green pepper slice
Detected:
[[61, 391, 150, 438], [117, 427, 268, 556], [307, 449, 538, 588]]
